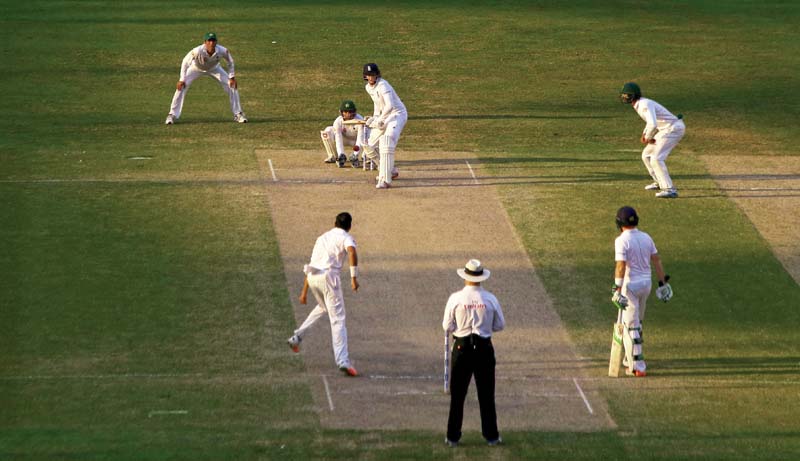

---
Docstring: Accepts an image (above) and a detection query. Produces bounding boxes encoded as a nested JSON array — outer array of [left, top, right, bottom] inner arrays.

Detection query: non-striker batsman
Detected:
[[612, 206, 673, 377]]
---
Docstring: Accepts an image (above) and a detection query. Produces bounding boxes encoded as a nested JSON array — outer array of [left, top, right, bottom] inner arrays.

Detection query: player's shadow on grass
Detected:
[[655, 356, 800, 378], [252, 113, 616, 124], [399, 157, 630, 167], [411, 114, 617, 121]]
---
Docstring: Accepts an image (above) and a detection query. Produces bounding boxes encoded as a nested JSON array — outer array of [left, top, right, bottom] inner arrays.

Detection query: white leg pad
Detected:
[[321, 127, 337, 160]]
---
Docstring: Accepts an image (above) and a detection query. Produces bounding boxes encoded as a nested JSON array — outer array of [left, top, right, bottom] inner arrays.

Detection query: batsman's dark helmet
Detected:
[[363, 63, 381, 80], [335, 212, 353, 231], [620, 82, 642, 104], [340, 100, 356, 113], [616, 206, 639, 229]]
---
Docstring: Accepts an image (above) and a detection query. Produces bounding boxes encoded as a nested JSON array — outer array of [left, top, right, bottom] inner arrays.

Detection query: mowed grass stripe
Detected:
[[3, 0, 800, 459]]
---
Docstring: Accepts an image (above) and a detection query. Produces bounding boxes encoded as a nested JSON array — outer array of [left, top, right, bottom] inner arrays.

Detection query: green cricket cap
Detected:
[[204, 32, 218, 41]]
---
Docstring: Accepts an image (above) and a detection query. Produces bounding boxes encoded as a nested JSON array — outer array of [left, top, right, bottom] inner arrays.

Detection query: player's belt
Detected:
[[454, 334, 492, 348]]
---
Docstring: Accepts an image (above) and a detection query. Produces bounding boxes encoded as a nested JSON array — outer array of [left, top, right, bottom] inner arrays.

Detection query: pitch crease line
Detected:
[[268, 159, 278, 181], [148, 410, 188, 418], [573, 378, 594, 415], [322, 375, 334, 412], [465, 161, 479, 184]]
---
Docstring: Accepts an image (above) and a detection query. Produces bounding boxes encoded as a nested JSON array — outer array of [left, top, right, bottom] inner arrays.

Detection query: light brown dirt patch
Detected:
[[258, 149, 616, 432], [702, 155, 800, 284]]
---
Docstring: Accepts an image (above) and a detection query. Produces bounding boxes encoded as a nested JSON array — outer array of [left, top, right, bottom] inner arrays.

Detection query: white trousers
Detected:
[[168, 64, 243, 119], [621, 279, 651, 373], [293, 272, 350, 368], [642, 120, 685, 190], [366, 113, 407, 184]]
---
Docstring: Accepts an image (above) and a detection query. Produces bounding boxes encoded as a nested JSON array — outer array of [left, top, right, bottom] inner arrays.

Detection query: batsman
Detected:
[[361, 63, 407, 189], [611, 206, 672, 377]]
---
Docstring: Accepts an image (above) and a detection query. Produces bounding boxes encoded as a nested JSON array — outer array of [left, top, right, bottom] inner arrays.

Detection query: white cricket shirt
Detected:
[[332, 113, 366, 154], [615, 228, 658, 284], [442, 285, 505, 338], [179, 44, 236, 80], [365, 78, 407, 122], [306, 227, 356, 274], [633, 97, 681, 140]]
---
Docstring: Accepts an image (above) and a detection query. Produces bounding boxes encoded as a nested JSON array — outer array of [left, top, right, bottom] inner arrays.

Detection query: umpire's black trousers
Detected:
[[446, 334, 499, 442]]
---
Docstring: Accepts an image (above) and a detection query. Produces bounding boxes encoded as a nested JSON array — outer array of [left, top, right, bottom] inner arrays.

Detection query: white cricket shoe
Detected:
[[165, 114, 175, 125], [234, 112, 248, 123], [655, 189, 678, 198], [376, 181, 390, 189], [644, 182, 660, 190], [287, 335, 301, 353]]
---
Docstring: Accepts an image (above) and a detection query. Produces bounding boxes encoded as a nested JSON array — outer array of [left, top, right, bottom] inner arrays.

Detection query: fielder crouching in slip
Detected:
[[612, 206, 673, 377], [442, 259, 505, 447]]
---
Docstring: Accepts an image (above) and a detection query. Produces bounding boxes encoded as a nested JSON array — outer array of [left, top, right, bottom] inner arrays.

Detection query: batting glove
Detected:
[[611, 285, 628, 310], [656, 276, 673, 302]]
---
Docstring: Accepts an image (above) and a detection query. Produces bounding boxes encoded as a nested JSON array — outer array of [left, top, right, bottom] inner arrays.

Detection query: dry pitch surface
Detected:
[[258, 149, 615, 431], [702, 155, 800, 285]]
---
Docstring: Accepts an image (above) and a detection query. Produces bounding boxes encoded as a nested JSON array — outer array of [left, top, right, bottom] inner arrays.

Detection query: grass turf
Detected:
[[2, 0, 799, 459]]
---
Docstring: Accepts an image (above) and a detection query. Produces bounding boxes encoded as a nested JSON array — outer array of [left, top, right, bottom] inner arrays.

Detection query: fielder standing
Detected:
[[612, 206, 673, 377], [362, 63, 407, 189], [320, 100, 368, 168], [287, 212, 359, 377], [442, 259, 505, 447], [165, 32, 247, 125], [620, 82, 685, 198]]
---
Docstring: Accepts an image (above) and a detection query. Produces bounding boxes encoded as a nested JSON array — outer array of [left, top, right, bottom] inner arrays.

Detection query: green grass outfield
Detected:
[[2, 1, 799, 459]]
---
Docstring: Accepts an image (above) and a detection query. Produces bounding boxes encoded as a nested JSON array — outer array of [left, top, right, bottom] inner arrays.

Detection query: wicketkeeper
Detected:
[[320, 100, 368, 168], [612, 206, 672, 377]]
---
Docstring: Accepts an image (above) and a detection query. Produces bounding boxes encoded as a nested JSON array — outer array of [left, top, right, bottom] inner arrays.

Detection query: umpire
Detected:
[[442, 259, 506, 447]]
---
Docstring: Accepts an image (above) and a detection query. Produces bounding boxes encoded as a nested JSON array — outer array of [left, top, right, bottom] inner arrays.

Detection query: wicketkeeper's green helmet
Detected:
[[340, 100, 357, 113], [620, 82, 642, 104]]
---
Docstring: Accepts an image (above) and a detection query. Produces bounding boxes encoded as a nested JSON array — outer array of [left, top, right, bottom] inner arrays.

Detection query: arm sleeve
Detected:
[[614, 238, 627, 262], [491, 301, 505, 333], [377, 88, 394, 121], [355, 114, 366, 146], [333, 118, 345, 155], [222, 46, 235, 78], [642, 99, 658, 140], [442, 295, 457, 332], [179, 49, 195, 81]]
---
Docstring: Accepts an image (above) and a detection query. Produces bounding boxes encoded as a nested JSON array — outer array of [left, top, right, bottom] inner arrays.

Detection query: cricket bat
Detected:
[[608, 312, 626, 378], [342, 119, 367, 126]]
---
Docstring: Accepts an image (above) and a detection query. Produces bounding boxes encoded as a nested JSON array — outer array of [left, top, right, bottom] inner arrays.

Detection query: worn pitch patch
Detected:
[[256, 149, 616, 431], [703, 155, 800, 285]]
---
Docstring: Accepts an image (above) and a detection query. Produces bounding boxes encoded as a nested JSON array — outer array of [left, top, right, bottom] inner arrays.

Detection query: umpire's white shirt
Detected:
[[615, 228, 658, 285], [366, 78, 407, 122], [442, 286, 505, 338], [634, 97, 681, 140], [306, 227, 356, 275]]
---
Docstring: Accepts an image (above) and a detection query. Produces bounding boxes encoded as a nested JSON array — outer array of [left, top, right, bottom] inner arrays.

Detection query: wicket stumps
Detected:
[[362, 152, 375, 171]]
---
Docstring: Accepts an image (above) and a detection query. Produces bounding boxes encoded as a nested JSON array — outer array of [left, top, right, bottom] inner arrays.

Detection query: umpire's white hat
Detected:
[[457, 259, 491, 282]]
